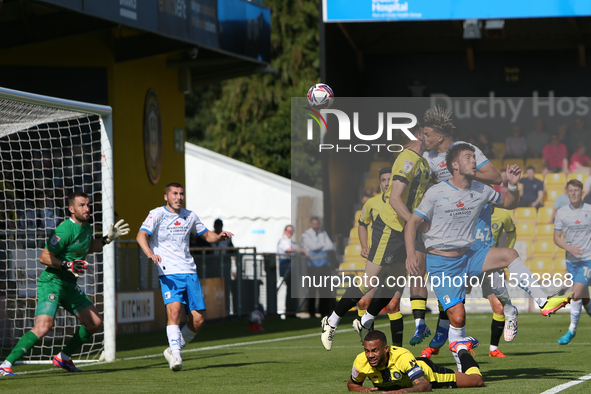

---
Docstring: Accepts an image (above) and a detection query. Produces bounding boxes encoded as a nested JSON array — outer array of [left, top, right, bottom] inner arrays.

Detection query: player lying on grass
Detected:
[[405, 143, 573, 371], [553, 179, 591, 345], [0, 191, 129, 376], [348, 330, 483, 393]]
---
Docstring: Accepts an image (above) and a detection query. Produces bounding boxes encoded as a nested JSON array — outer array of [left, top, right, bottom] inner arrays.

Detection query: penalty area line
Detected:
[[540, 373, 591, 394]]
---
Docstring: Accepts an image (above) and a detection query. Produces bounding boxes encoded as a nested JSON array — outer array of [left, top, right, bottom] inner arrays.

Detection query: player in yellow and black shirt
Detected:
[[347, 331, 484, 393], [321, 125, 432, 351]]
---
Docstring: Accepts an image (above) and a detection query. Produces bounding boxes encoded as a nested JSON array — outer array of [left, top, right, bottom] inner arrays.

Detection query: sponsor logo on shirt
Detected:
[[174, 221, 181, 226], [403, 160, 414, 172], [351, 366, 360, 379], [48, 294, 56, 301], [393, 371, 402, 380], [575, 220, 581, 224], [165, 291, 171, 299], [443, 295, 450, 304], [456, 201, 464, 208], [439, 161, 446, 168], [50, 235, 60, 246]]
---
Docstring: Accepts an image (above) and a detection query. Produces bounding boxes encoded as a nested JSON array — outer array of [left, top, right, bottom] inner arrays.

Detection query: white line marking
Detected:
[[540, 373, 591, 394]]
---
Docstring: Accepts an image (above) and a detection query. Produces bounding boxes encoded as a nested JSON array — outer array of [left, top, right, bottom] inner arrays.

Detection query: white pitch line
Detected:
[[539, 373, 591, 394], [8, 314, 491, 375]]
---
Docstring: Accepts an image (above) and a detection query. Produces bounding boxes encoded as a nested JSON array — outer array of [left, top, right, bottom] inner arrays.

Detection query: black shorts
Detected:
[[368, 216, 407, 267]]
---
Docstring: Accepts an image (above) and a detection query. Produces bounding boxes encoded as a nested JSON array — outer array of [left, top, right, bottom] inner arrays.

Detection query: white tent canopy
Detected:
[[184, 142, 323, 253]]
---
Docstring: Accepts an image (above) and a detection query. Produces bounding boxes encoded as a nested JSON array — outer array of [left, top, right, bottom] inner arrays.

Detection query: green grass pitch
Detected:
[[2, 312, 591, 393]]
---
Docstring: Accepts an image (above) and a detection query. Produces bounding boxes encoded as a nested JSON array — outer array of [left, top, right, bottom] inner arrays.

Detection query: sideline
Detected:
[[539, 373, 591, 394]]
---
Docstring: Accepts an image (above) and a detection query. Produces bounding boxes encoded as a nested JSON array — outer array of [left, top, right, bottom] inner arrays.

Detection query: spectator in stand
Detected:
[[211, 219, 234, 255], [569, 143, 591, 175], [526, 118, 550, 158], [277, 225, 307, 319], [493, 168, 509, 194], [477, 132, 495, 159], [542, 133, 569, 176], [519, 166, 544, 208], [557, 124, 573, 155], [571, 118, 591, 153], [504, 126, 527, 159]]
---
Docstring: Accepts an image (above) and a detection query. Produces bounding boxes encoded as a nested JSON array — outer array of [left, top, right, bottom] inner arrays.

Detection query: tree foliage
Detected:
[[185, 0, 321, 187]]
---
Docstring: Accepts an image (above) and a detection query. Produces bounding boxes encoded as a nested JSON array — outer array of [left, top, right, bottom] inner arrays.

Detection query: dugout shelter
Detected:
[[318, 0, 591, 239]]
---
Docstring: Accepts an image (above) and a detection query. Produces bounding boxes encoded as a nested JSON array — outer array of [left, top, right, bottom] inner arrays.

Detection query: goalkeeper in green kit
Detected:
[[0, 191, 129, 376]]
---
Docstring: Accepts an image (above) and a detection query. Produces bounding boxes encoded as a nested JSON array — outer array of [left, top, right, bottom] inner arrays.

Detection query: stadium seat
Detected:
[[503, 158, 525, 170], [489, 158, 502, 171], [551, 257, 567, 274], [537, 206, 554, 224], [515, 223, 535, 238], [344, 244, 362, 258], [532, 240, 555, 257], [535, 224, 554, 241], [354, 210, 362, 226], [529, 257, 554, 275], [525, 158, 544, 173], [339, 260, 366, 273], [513, 207, 537, 224], [513, 240, 530, 261], [534, 173, 544, 182], [544, 173, 566, 188], [349, 227, 360, 244], [544, 187, 563, 206], [492, 142, 505, 159], [567, 172, 588, 184]]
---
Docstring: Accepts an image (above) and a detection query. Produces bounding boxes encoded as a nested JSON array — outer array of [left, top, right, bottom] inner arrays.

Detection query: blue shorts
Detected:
[[159, 273, 206, 313], [426, 247, 490, 311], [566, 259, 591, 286]]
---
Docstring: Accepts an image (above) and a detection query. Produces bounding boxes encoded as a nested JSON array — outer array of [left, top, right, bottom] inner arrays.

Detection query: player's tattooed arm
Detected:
[[347, 378, 378, 392], [381, 376, 432, 393]]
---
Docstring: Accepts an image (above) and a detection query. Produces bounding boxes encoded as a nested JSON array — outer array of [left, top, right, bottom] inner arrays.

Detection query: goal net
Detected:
[[0, 87, 115, 363]]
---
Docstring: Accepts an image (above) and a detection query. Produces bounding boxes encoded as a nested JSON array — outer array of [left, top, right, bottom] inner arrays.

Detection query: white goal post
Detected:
[[0, 86, 115, 363]]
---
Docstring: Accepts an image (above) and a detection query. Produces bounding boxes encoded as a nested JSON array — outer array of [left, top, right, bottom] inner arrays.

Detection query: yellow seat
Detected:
[[513, 240, 531, 261], [551, 257, 567, 274], [339, 260, 366, 272], [503, 158, 525, 170], [532, 240, 555, 257], [513, 207, 537, 224], [349, 227, 360, 244], [544, 173, 566, 188], [525, 158, 544, 173], [344, 244, 362, 258], [515, 223, 535, 238], [492, 142, 505, 159], [354, 210, 362, 225], [535, 224, 555, 241], [528, 257, 554, 275], [544, 187, 563, 205], [534, 173, 544, 182], [489, 158, 502, 171], [567, 172, 588, 184], [537, 206, 554, 224]]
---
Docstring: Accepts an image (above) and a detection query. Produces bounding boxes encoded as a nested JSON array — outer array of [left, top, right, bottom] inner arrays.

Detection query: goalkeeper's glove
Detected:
[[103, 219, 130, 245], [61, 260, 88, 276]]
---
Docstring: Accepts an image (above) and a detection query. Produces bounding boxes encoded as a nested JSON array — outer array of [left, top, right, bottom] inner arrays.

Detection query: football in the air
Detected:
[[307, 83, 334, 109], [249, 310, 265, 325]]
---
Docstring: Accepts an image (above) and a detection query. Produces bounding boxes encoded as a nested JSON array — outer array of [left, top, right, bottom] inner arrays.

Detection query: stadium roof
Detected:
[[0, 0, 272, 83]]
